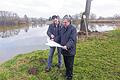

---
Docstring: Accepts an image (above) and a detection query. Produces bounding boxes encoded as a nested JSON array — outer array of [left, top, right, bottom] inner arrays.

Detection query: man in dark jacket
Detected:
[[45, 15, 62, 72], [60, 16, 77, 80]]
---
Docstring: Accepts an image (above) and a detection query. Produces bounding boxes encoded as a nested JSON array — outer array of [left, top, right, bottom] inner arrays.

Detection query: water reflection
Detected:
[[0, 25, 29, 38], [0, 24, 49, 63], [0, 24, 47, 38], [76, 23, 118, 32], [0, 29, 20, 38], [88, 23, 117, 32]]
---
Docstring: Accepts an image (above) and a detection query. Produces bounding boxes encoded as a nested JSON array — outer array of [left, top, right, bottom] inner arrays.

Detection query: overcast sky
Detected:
[[0, 0, 120, 18]]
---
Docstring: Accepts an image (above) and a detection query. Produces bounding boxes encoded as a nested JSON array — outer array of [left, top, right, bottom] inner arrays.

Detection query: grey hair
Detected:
[[63, 15, 72, 23]]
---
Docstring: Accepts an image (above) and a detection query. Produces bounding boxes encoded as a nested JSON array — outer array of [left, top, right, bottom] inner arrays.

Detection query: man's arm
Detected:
[[47, 25, 54, 39]]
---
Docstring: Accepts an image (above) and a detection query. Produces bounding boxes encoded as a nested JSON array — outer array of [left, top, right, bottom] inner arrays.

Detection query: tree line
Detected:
[[0, 11, 46, 26], [1, 10, 120, 26], [0, 11, 20, 26]]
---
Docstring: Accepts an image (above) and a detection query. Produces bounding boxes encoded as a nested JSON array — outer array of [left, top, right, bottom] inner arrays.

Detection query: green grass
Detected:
[[0, 30, 120, 80]]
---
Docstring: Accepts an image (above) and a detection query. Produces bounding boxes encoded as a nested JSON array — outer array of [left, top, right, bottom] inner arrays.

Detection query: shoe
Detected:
[[66, 76, 72, 80], [45, 67, 51, 72]]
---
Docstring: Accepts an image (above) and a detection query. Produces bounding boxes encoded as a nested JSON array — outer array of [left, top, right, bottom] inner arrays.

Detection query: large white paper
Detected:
[[45, 39, 64, 48]]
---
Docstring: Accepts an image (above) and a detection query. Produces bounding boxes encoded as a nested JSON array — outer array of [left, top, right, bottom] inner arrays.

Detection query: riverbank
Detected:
[[0, 30, 120, 80]]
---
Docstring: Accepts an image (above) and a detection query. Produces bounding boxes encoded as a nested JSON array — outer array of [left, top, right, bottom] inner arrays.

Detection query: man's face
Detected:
[[53, 18, 59, 25], [63, 19, 70, 27]]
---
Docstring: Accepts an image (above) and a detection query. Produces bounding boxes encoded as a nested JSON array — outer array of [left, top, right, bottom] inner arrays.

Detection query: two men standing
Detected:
[[46, 15, 77, 80]]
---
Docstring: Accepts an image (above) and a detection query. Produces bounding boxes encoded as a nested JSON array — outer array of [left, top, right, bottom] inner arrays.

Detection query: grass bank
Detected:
[[0, 30, 120, 80]]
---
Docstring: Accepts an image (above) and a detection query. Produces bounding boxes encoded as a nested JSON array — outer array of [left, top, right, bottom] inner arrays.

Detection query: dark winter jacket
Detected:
[[60, 24, 77, 56], [47, 23, 61, 43]]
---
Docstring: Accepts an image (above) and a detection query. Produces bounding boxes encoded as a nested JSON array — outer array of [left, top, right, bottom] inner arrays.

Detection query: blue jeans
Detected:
[[47, 47, 62, 68]]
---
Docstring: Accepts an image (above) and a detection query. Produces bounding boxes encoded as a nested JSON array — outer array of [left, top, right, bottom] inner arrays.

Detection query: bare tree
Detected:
[[89, 13, 96, 20], [113, 14, 120, 20], [80, 0, 93, 32], [0, 11, 19, 26]]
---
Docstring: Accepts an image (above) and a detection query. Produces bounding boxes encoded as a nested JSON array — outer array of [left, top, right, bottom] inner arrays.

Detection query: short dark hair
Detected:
[[52, 15, 57, 20]]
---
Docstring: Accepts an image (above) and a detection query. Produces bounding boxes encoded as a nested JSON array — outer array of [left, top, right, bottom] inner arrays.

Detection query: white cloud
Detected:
[[91, 0, 120, 17], [0, 0, 120, 18]]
